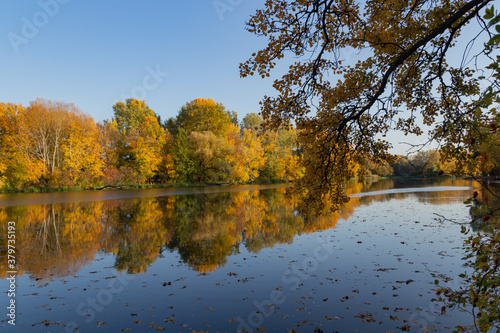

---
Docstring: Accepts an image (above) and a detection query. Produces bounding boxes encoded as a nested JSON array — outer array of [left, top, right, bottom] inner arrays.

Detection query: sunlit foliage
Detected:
[[111, 99, 169, 183], [167, 98, 236, 137], [241, 0, 497, 212], [0, 103, 43, 187]]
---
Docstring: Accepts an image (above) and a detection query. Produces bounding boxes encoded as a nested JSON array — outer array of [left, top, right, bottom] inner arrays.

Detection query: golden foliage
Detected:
[[241, 0, 494, 212]]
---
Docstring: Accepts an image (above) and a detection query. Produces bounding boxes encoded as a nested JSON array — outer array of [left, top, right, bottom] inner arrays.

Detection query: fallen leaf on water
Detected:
[[354, 312, 376, 323]]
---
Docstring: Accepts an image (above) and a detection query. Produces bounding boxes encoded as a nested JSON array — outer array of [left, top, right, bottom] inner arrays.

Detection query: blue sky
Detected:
[[1, 0, 271, 123]]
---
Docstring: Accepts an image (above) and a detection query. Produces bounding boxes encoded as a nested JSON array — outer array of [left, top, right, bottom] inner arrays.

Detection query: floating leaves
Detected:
[[354, 312, 377, 323]]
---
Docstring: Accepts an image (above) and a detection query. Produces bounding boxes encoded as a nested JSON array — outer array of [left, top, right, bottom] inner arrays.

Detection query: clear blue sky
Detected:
[[1, 0, 271, 123]]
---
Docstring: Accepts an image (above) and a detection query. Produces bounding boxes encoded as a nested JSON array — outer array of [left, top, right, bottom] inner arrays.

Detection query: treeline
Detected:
[[363, 150, 453, 178], [0, 98, 303, 190], [366, 145, 500, 178], [2, 97, 496, 190]]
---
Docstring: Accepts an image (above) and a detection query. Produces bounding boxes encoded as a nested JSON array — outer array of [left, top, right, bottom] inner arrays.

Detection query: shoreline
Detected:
[[0, 180, 292, 195]]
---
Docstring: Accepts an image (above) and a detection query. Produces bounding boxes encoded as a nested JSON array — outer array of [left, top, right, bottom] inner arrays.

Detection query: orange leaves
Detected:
[[0, 99, 104, 188]]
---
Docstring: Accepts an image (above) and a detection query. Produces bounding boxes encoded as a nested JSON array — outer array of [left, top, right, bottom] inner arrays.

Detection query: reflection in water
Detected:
[[0, 178, 477, 279], [468, 182, 500, 233]]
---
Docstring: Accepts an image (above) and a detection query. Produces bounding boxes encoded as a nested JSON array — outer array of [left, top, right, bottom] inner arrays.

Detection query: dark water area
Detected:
[[0, 178, 483, 332]]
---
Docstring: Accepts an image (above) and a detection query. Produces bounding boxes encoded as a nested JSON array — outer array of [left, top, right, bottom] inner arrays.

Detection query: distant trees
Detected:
[[4, 95, 485, 191], [241, 112, 262, 132], [390, 149, 464, 177], [390, 151, 440, 177], [0, 97, 308, 190], [166, 99, 302, 184]]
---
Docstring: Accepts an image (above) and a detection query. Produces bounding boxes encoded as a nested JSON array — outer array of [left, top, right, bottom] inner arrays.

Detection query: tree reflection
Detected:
[[468, 183, 500, 233], [0, 179, 476, 278]]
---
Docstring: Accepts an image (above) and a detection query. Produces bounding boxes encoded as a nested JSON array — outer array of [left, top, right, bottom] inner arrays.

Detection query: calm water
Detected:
[[0, 178, 481, 332]]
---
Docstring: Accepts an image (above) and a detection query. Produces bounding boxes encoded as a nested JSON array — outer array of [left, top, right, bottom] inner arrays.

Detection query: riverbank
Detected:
[[0, 180, 291, 195], [1, 174, 471, 195]]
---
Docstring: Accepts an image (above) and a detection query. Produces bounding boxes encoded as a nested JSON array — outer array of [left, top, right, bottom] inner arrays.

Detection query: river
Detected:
[[0, 178, 482, 332]]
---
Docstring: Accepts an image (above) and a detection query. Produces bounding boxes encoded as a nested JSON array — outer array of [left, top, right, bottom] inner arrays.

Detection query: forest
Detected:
[[0, 97, 303, 191], [1, 96, 498, 192]]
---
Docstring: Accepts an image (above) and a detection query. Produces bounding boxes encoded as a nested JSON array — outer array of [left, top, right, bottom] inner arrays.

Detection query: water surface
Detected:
[[0, 178, 481, 332]]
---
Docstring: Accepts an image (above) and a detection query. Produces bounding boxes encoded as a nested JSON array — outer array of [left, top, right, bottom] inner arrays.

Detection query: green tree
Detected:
[[187, 131, 232, 183], [241, 112, 263, 132], [171, 128, 195, 183], [112, 98, 156, 134]]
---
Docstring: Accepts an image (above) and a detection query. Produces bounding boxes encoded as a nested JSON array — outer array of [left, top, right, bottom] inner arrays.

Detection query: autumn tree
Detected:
[[60, 111, 104, 186], [0, 99, 106, 188], [225, 123, 267, 183], [98, 120, 121, 176], [20, 99, 74, 179], [260, 126, 304, 182], [111, 99, 169, 183], [0, 103, 44, 188], [156, 130, 176, 182], [241, 0, 497, 212], [361, 156, 393, 178], [187, 131, 232, 182], [468, 120, 500, 175], [167, 98, 236, 137], [241, 112, 263, 132]]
